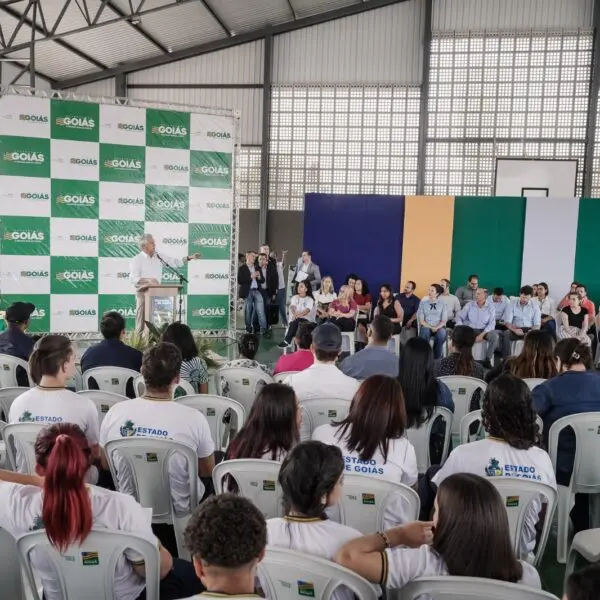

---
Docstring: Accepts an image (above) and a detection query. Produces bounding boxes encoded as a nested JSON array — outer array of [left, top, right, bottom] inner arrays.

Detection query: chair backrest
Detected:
[[489, 478, 557, 567], [0, 526, 24, 600], [259, 547, 379, 600], [398, 576, 559, 600], [17, 528, 160, 600], [212, 459, 284, 519], [299, 397, 351, 438], [83, 367, 140, 396], [76, 390, 128, 424], [175, 394, 245, 452], [334, 473, 420, 534], [460, 410, 544, 445], [406, 406, 453, 474], [3, 423, 44, 473], [0, 386, 26, 421], [523, 378, 547, 391], [0, 354, 32, 387], [438, 376, 487, 437], [132, 374, 195, 398], [134, 374, 145, 397], [549, 412, 600, 493], [273, 371, 299, 383], [66, 366, 83, 392], [216, 367, 274, 414]]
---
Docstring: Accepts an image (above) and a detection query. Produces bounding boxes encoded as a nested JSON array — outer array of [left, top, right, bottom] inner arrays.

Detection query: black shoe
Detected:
[[482, 359, 492, 369], [263, 329, 272, 339], [278, 341, 289, 349]]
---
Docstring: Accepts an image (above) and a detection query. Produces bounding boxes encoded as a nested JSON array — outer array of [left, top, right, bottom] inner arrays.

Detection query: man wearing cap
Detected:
[[284, 322, 359, 440], [0, 302, 36, 387]]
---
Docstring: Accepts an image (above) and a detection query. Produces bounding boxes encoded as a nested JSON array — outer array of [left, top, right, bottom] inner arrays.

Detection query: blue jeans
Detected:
[[244, 290, 267, 332], [419, 326, 447, 359], [276, 288, 288, 326], [542, 318, 557, 340]]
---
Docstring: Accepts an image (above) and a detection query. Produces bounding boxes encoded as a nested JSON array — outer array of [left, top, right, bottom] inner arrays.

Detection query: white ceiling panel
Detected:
[[205, 0, 293, 34], [291, 0, 361, 19]]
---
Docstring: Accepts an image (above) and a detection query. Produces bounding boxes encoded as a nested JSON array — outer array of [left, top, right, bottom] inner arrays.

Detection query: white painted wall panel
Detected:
[[1, 63, 52, 90], [273, 1, 424, 85], [433, 0, 594, 32]]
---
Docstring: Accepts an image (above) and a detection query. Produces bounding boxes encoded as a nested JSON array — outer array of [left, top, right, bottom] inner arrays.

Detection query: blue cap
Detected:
[[312, 322, 342, 351]]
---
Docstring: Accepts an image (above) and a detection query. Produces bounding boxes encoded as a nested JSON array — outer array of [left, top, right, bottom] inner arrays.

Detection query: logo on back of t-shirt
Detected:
[[119, 419, 169, 438], [486, 457, 503, 476], [19, 410, 35, 423], [29, 515, 44, 532], [18, 411, 63, 424], [120, 419, 136, 437], [485, 456, 542, 480]]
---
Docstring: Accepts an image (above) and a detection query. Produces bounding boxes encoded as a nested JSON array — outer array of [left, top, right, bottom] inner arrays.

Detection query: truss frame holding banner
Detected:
[[0, 85, 239, 341]]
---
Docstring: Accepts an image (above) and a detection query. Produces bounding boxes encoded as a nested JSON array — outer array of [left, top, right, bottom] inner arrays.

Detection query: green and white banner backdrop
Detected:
[[0, 88, 238, 336]]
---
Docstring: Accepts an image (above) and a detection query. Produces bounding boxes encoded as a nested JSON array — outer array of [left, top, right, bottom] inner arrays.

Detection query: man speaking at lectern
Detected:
[[130, 233, 201, 334]]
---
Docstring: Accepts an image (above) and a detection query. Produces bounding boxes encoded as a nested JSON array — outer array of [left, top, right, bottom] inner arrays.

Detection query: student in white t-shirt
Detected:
[[278, 281, 316, 348], [100, 342, 215, 515], [430, 373, 556, 558], [8, 334, 100, 471], [313, 374, 417, 527], [0, 423, 204, 600], [266, 441, 362, 600], [335, 473, 541, 593]]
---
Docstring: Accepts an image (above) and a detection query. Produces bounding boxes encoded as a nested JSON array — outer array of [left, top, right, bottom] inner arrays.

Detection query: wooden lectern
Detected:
[[139, 284, 184, 327]]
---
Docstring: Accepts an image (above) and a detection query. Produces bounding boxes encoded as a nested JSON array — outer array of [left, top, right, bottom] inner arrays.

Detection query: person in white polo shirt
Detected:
[[100, 342, 215, 516], [431, 374, 555, 558]]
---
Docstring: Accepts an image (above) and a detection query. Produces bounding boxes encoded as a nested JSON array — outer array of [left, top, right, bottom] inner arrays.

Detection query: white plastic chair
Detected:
[[259, 547, 379, 600], [216, 366, 274, 414], [0, 526, 24, 600], [340, 311, 360, 355], [299, 397, 351, 440], [3, 422, 43, 473], [212, 459, 283, 519], [66, 365, 83, 392], [490, 478, 557, 567], [549, 412, 600, 563], [471, 340, 487, 361], [175, 394, 245, 452], [332, 473, 420, 534], [104, 437, 199, 560], [17, 528, 160, 600], [134, 375, 195, 398], [398, 576, 559, 599], [0, 420, 7, 470], [438, 376, 487, 439], [77, 390, 128, 424], [273, 371, 300, 383], [0, 386, 26, 421], [406, 406, 453, 474], [0, 354, 33, 387], [83, 366, 140, 396], [134, 374, 145, 397], [524, 378, 547, 391], [565, 528, 600, 586], [511, 339, 525, 356], [386, 334, 401, 357], [460, 409, 544, 445]]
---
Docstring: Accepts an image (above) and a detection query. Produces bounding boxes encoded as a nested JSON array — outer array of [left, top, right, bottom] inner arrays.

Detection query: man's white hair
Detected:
[[139, 233, 154, 249]]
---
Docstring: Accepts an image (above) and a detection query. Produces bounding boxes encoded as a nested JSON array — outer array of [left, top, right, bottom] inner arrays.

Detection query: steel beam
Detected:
[[416, 0, 432, 195], [258, 33, 272, 245], [54, 0, 411, 89], [29, 0, 35, 87], [286, 0, 297, 20], [127, 82, 262, 89], [200, 0, 231, 37]]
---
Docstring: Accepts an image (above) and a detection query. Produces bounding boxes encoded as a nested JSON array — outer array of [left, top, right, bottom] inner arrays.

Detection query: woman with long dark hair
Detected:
[[0, 423, 203, 600], [278, 281, 316, 349], [163, 322, 209, 394], [335, 473, 541, 591], [227, 383, 300, 461], [434, 325, 486, 378], [374, 284, 404, 335]]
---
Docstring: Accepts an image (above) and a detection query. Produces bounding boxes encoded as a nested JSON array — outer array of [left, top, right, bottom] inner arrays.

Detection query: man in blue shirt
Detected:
[[396, 280, 420, 343], [417, 283, 448, 359], [0, 302, 36, 386], [456, 288, 499, 366], [486, 286, 510, 329], [340, 315, 399, 379], [501, 285, 541, 357]]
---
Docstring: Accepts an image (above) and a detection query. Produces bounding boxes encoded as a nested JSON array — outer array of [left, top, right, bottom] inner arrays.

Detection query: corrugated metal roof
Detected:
[[206, 0, 293, 34], [41, 0, 116, 34], [292, 0, 361, 20]]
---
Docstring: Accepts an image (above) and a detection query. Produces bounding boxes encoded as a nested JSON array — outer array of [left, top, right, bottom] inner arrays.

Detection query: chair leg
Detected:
[[564, 548, 580, 590], [557, 486, 572, 564]]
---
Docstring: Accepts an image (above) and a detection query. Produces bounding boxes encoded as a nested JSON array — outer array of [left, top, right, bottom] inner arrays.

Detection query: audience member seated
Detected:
[[396, 280, 420, 342], [434, 325, 486, 380], [455, 288, 499, 367], [535, 282, 557, 340], [293, 249, 321, 292], [439, 279, 461, 328], [223, 333, 271, 376], [576, 284, 595, 324], [430, 374, 556, 559], [417, 284, 448, 359], [344, 273, 359, 291], [313, 375, 417, 526], [273, 322, 316, 375], [455, 273, 479, 307], [485, 329, 558, 383], [340, 316, 399, 379], [398, 338, 453, 464], [278, 282, 315, 349], [226, 383, 300, 462], [314, 275, 337, 322], [328, 285, 358, 332], [100, 342, 215, 518], [533, 339, 600, 533], [500, 285, 541, 358], [374, 284, 404, 335], [335, 473, 541, 591], [559, 292, 591, 345], [487, 286, 510, 329], [162, 322, 209, 394], [0, 301, 36, 386], [267, 441, 362, 600], [0, 423, 203, 600], [564, 564, 600, 600], [9, 335, 100, 471], [183, 494, 266, 599], [353, 277, 372, 342], [558, 281, 580, 309], [238, 250, 269, 337]]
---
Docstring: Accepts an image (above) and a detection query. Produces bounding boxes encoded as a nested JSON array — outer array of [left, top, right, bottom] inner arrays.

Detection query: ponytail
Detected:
[[36, 425, 92, 552], [451, 326, 476, 376], [455, 346, 474, 376], [29, 335, 73, 385], [555, 338, 594, 371]]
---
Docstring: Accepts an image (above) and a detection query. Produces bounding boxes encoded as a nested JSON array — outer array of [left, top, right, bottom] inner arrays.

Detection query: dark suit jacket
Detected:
[[238, 264, 265, 299], [81, 339, 143, 374]]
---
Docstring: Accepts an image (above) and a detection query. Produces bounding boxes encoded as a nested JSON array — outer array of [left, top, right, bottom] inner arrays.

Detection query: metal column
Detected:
[[29, 0, 36, 88], [115, 73, 127, 98], [259, 32, 273, 245], [416, 0, 432, 195]]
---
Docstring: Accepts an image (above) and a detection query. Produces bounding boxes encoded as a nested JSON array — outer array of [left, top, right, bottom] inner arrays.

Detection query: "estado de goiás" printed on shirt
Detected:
[[344, 455, 384, 475]]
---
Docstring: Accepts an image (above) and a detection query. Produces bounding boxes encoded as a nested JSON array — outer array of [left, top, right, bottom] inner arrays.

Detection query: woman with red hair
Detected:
[[0, 423, 203, 600]]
